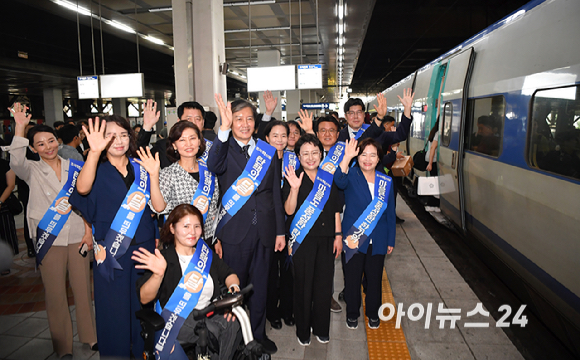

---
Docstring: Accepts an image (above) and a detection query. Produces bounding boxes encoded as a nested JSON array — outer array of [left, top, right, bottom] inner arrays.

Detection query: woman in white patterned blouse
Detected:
[[137, 121, 220, 242]]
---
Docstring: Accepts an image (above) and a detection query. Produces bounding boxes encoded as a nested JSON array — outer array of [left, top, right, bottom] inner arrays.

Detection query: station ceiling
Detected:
[[1, 0, 529, 107]]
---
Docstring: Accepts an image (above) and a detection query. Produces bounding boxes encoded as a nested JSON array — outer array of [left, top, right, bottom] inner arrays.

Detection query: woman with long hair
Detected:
[[70, 115, 157, 358], [135, 204, 241, 360]]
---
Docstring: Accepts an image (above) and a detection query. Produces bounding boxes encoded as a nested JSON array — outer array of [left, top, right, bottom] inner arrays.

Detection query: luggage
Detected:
[[412, 149, 428, 171], [390, 156, 414, 177]]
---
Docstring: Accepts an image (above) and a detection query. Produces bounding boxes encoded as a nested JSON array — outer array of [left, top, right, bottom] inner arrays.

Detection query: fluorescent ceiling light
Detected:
[[338, 37, 343, 46], [338, 5, 344, 19], [145, 36, 164, 45], [108, 20, 136, 34], [338, 24, 344, 35], [149, 7, 172, 12], [55, 0, 91, 16]]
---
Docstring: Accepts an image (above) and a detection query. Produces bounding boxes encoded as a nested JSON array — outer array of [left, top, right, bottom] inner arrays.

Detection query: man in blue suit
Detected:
[[208, 94, 285, 354]]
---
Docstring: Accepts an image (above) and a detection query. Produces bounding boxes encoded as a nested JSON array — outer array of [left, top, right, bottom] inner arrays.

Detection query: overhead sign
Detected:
[[77, 76, 99, 99], [247, 65, 296, 92], [302, 102, 329, 110], [297, 64, 322, 89], [100, 73, 144, 98]]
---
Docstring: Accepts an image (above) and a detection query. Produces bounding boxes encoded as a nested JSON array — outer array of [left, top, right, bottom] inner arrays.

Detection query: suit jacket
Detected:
[[334, 166, 396, 255], [207, 135, 285, 247], [136, 244, 234, 308], [137, 130, 172, 169], [338, 115, 413, 150]]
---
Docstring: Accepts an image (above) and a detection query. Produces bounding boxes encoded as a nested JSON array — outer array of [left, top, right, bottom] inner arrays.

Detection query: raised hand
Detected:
[[298, 109, 314, 134], [397, 88, 415, 117], [83, 117, 113, 154], [132, 247, 167, 277], [284, 165, 304, 189], [263, 90, 278, 115], [9, 103, 32, 127], [344, 138, 359, 161], [135, 146, 160, 178], [215, 93, 233, 131], [373, 93, 387, 119], [142, 99, 160, 131]]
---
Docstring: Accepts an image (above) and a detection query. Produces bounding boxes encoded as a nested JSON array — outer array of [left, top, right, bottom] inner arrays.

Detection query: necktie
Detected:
[[241, 145, 250, 160]]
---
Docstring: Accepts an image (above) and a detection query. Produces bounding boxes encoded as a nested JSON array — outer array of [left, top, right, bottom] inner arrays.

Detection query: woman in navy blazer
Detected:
[[334, 138, 396, 330]]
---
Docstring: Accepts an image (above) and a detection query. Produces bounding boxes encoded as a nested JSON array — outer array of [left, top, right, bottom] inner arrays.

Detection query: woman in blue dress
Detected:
[[70, 115, 156, 359]]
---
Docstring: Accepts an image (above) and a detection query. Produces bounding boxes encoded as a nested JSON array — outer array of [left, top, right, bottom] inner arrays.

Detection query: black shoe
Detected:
[[27, 248, 36, 258], [330, 297, 342, 313], [269, 319, 282, 330], [258, 337, 277, 354], [90, 343, 98, 351], [396, 216, 405, 224], [283, 316, 295, 326], [338, 290, 345, 302]]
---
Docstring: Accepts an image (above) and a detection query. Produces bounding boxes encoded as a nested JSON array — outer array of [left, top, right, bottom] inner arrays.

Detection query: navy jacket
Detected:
[[207, 135, 285, 247], [334, 166, 396, 255], [338, 115, 413, 149]]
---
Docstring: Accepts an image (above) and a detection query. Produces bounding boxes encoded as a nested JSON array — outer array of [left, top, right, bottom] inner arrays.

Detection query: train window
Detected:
[[529, 86, 580, 180], [466, 96, 505, 157], [441, 102, 452, 146]]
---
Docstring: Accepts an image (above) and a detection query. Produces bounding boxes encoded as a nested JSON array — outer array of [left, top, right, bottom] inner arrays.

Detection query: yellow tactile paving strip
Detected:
[[363, 269, 412, 360]]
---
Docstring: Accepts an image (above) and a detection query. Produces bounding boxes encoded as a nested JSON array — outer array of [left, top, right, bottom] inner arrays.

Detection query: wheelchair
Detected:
[[136, 284, 269, 360]]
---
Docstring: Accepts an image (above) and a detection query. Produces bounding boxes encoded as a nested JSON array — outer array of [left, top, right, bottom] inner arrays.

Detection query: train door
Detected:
[[438, 47, 475, 231]]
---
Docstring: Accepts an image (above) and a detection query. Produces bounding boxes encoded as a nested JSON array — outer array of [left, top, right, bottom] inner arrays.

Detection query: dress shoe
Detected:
[[269, 319, 282, 330], [258, 336, 278, 354], [90, 343, 99, 351], [283, 316, 295, 326], [330, 297, 342, 313], [338, 290, 345, 301]]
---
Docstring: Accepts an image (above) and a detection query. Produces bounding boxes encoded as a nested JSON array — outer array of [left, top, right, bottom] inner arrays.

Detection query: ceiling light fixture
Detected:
[[144, 36, 165, 45], [108, 20, 136, 34], [148, 7, 172, 12], [54, 0, 91, 16]]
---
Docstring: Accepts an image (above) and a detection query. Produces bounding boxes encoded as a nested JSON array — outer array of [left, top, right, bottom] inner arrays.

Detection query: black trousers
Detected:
[[222, 225, 271, 340], [266, 243, 293, 322], [293, 235, 334, 340], [344, 244, 385, 321]]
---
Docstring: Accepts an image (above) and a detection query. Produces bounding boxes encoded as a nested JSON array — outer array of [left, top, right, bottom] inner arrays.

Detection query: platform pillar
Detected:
[[43, 88, 63, 127]]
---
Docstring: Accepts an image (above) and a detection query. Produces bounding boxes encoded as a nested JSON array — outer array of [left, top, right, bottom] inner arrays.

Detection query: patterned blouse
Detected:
[[153, 162, 220, 240]]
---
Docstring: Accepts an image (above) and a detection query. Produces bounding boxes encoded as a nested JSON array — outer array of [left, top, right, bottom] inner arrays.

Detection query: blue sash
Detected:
[[287, 142, 346, 256], [283, 150, 300, 171], [343, 171, 392, 263], [35, 159, 84, 265], [95, 159, 150, 281], [155, 239, 213, 360], [215, 140, 276, 234], [353, 124, 370, 140], [191, 160, 216, 222], [199, 139, 213, 164]]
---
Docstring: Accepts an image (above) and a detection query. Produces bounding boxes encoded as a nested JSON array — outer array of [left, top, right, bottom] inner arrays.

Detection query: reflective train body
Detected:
[[367, 0, 580, 354]]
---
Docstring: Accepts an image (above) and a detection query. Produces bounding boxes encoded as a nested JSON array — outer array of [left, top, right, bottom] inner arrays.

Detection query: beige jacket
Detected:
[[9, 136, 86, 245]]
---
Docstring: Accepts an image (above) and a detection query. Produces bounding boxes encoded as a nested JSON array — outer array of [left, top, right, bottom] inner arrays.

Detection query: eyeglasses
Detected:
[[318, 128, 337, 134], [299, 151, 321, 158], [346, 111, 364, 117]]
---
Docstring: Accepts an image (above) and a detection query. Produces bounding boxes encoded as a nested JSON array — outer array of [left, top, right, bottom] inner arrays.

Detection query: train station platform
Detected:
[[0, 195, 525, 360]]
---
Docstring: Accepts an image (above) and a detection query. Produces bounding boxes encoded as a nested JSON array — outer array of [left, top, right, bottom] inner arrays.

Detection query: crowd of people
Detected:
[[1, 87, 415, 359]]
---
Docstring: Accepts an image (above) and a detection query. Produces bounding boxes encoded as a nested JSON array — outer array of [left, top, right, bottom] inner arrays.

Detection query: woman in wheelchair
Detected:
[[135, 204, 241, 360]]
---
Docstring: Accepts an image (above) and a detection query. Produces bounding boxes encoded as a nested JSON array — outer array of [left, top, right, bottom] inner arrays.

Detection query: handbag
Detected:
[[412, 147, 428, 171], [5, 193, 23, 215]]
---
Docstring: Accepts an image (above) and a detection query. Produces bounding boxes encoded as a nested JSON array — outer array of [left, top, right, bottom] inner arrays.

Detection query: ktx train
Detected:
[[367, 0, 580, 355]]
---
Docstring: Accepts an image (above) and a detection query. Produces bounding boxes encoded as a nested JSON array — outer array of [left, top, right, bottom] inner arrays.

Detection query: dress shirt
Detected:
[[217, 128, 257, 157]]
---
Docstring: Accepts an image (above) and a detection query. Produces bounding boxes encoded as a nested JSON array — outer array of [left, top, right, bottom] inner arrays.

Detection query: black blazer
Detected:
[[338, 115, 413, 150], [207, 135, 285, 247], [136, 244, 235, 308]]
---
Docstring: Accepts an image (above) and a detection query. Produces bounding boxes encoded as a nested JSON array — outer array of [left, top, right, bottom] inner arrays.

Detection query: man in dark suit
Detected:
[[138, 100, 208, 169], [202, 111, 218, 141], [207, 95, 285, 354]]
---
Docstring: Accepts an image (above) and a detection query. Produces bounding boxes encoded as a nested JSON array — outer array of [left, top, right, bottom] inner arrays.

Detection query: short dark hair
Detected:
[[343, 98, 365, 113], [166, 121, 205, 162], [204, 111, 217, 129], [329, 111, 339, 119], [28, 125, 58, 145], [177, 101, 205, 120], [53, 121, 65, 129], [231, 99, 257, 121], [294, 133, 324, 162], [315, 115, 340, 133], [102, 115, 138, 161], [286, 120, 303, 135], [381, 115, 396, 128], [264, 120, 289, 139], [357, 138, 384, 170], [58, 124, 80, 145], [161, 204, 205, 245], [133, 124, 143, 131]]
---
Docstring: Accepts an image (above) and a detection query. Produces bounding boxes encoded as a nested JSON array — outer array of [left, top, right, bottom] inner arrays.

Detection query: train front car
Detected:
[[367, 0, 580, 356]]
